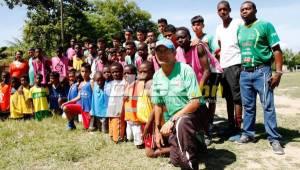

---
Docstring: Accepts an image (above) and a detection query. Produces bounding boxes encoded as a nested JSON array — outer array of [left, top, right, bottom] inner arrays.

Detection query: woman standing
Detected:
[[9, 50, 29, 79]]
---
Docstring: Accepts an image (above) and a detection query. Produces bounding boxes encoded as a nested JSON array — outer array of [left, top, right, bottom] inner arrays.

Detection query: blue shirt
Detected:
[[68, 83, 78, 101], [80, 81, 92, 112], [91, 83, 108, 117], [28, 57, 35, 86], [49, 85, 67, 109]]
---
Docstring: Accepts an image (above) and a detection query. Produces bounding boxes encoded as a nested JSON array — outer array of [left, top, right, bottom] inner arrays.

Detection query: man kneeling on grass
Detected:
[[152, 39, 207, 170]]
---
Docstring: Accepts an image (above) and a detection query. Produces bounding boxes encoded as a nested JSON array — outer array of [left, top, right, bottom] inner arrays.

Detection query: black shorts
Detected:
[[202, 73, 222, 103], [221, 64, 242, 104]]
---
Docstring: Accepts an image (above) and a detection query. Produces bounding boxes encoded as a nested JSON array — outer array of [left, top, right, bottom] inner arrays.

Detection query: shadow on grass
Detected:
[[210, 115, 300, 146], [200, 148, 236, 170], [255, 123, 300, 145]]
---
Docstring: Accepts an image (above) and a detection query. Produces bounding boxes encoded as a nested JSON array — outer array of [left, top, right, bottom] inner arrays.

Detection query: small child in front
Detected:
[[89, 72, 108, 132], [0, 71, 11, 119], [62, 63, 92, 130], [137, 61, 170, 157], [124, 64, 144, 148], [49, 72, 67, 116], [29, 74, 51, 121], [106, 62, 126, 143]]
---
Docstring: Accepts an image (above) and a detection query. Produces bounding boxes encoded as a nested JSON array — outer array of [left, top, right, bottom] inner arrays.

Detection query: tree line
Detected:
[[2, 0, 156, 56]]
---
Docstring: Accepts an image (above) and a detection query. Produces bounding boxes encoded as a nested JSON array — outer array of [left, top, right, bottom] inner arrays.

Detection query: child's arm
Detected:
[[90, 80, 95, 91], [142, 109, 155, 137], [142, 80, 154, 137]]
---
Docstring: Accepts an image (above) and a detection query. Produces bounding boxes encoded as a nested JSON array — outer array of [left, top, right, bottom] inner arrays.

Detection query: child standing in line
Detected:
[[137, 61, 171, 157], [29, 74, 51, 121], [62, 63, 92, 130], [0, 71, 11, 120], [89, 72, 108, 132], [18, 75, 34, 119], [102, 65, 112, 133], [106, 62, 126, 143], [10, 77, 22, 119], [124, 64, 144, 148], [49, 72, 67, 116], [10, 75, 33, 119]]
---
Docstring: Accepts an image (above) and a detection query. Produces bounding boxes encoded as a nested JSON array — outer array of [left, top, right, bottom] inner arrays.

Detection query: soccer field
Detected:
[[1, 72, 299, 170]]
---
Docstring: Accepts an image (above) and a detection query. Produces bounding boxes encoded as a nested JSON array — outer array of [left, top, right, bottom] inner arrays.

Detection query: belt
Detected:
[[242, 64, 267, 72]]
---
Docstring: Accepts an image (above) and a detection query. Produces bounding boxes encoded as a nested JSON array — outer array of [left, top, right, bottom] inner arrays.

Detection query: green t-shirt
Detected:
[[151, 62, 201, 117], [202, 34, 219, 54], [237, 20, 280, 67]]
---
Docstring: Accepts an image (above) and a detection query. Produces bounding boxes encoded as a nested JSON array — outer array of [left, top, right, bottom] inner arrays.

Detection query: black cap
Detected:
[[191, 15, 204, 24]]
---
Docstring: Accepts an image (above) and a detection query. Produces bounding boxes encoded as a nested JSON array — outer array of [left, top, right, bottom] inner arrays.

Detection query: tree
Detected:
[[283, 49, 299, 71], [3, 0, 156, 55], [86, 0, 157, 44]]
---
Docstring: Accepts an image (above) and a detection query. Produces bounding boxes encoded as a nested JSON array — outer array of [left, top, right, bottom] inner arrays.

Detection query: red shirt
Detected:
[[9, 60, 29, 78], [0, 83, 11, 111]]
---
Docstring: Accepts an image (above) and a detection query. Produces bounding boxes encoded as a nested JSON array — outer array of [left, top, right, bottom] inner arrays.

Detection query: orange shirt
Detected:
[[0, 83, 11, 111], [9, 60, 29, 78]]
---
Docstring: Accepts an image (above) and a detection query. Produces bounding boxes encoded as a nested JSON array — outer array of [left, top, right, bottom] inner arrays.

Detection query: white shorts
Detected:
[[126, 121, 143, 146]]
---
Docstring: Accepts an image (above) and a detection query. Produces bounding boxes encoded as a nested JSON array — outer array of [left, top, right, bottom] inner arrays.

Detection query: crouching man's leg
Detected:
[[169, 111, 206, 170]]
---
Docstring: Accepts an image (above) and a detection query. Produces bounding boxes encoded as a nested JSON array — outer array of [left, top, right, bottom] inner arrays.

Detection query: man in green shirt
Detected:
[[237, 1, 284, 155], [152, 39, 207, 169]]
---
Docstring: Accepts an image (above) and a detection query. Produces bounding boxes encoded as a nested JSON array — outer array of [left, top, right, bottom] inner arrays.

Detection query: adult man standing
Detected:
[[216, 0, 244, 141], [152, 39, 207, 170], [237, 1, 284, 155]]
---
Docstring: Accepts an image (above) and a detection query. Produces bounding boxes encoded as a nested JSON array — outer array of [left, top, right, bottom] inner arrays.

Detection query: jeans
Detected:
[[240, 65, 281, 142]]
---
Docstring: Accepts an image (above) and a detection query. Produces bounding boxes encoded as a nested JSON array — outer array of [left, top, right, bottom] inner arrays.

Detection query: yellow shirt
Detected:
[[29, 86, 49, 112], [73, 56, 83, 71], [10, 92, 23, 118], [10, 87, 34, 118]]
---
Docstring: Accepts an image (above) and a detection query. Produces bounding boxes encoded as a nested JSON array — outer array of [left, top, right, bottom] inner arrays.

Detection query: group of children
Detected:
[[0, 57, 169, 157], [62, 61, 170, 157]]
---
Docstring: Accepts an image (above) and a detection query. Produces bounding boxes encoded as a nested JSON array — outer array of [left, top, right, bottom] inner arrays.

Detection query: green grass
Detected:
[[1, 72, 300, 169], [276, 72, 300, 98]]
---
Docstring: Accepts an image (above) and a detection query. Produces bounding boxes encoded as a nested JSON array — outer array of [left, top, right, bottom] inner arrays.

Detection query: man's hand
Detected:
[[191, 38, 200, 46], [270, 73, 282, 89], [155, 131, 165, 149], [160, 120, 174, 136]]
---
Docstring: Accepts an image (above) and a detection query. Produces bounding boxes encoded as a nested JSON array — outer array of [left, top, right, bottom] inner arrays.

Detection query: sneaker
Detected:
[[271, 140, 284, 155], [66, 121, 76, 131], [204, 135, 212, 146], [236, 135, 255, 144], [228, 133, 241, 142], [136, 144, 145, 149], [66, 125, 76, 131]]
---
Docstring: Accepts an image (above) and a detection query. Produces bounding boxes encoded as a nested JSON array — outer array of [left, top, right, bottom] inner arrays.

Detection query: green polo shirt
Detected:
[[237, 20, 280, 67], [151, 62, 201, 117]]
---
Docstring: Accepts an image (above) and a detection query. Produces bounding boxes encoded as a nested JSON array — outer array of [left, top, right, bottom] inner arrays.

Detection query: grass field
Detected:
[[0, 72, 299, 170]]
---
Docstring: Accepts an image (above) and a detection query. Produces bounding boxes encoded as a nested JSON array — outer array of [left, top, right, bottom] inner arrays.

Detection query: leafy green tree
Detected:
[[3, 0, 156, 55], [283, 49, 297, 71], [86, 0, 157, 44]]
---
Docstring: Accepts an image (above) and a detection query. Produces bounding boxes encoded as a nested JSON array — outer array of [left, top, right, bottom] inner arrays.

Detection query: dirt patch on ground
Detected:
[[258, 145, 300, 169], [275, 95, 300, 115]]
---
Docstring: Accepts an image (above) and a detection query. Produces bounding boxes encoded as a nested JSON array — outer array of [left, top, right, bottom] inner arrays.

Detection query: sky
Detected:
[[0, 0, 299, 51]]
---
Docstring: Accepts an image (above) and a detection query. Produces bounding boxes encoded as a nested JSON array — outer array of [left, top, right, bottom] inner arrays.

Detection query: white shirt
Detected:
[[216, 18, 243, 68]]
